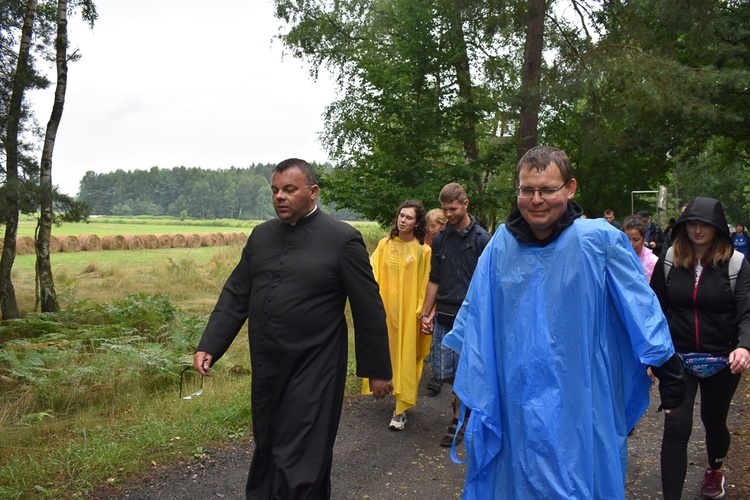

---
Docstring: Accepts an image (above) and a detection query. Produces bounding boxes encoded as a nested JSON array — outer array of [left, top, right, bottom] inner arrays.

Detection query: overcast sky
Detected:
[[29, 0, 336, 196]]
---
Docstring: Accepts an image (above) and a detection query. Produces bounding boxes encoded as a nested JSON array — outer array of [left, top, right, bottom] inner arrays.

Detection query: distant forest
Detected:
[[77, 163, 361, 220]]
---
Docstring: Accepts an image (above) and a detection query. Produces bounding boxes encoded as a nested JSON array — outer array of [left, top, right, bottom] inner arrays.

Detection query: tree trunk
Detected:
[[517, 0, 545, 160], [0, 0, 37, 320], [446, 1, 479, 166], [36, 0, 69, 313], [446, 1, 492, 227]]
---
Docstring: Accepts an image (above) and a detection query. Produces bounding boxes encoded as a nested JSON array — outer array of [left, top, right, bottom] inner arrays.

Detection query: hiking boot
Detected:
[[389, 412, 406, 431], [439, 421, 465, 447], [426, 377, 442, 397], [701, 467, 726, 498]]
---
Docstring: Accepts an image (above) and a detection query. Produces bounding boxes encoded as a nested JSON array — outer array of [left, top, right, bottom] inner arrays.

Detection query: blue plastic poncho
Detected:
[[443, 218, 675, 499]]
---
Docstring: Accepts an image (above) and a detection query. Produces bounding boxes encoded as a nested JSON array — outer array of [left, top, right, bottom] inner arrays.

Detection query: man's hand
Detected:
[[194, 351, 213, 376], [421, 316, 434, 335], [369, 379, 393, 399]]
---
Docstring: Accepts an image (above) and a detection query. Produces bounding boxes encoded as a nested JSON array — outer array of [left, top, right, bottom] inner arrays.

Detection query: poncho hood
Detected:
[[672, 196, 732, 246], [506, 200, 584, 246]]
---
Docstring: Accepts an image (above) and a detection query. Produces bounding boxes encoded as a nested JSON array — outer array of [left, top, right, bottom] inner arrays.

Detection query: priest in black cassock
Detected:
[[194, 158, 393, 500]]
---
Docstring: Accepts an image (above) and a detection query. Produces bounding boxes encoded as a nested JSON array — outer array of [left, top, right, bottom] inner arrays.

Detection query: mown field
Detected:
[[0, 216, 386, 499], [15, 215, 261, 237]]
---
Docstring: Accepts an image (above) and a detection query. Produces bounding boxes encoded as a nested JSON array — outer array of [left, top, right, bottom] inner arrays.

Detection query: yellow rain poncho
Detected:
[[363, 236, 432, 414]]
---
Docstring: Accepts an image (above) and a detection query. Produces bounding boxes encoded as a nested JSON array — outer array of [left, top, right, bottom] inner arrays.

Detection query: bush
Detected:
[[0, 295, 204, 419]]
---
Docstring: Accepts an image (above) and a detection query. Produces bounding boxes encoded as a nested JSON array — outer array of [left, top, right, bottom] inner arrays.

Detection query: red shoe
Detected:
[[701, 467, 726, 499]]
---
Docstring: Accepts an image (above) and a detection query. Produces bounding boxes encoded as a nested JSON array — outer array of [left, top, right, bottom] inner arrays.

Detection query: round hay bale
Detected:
[[199, 233, 219, 247], [138, 234, 158, 250], [184, 233, 201, 248], [60, 235, 80, 253], [49, 235, 61, 253], [170, 233, 186, 248], [17, 235, 35, 255], [213, 232, 227, 246], [157, 234, 171, 248], [101, 234, 126, 250], [78, 234, 102, 251], [223, 232, 247, 245], [124, 234, 144, 250]]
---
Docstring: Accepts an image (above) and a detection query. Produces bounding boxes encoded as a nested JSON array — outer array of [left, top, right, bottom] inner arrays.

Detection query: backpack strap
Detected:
[[664, 246, 743, 296], [432, 229, 444, 255], [475, 226, 490, 258], [729, 250, 744, 295], [663, 246, 675, 288]]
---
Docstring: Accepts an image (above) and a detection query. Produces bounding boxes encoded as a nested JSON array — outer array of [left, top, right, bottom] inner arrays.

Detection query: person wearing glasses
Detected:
[[194, 158, 393, 499], [442, 146, 685, 499]]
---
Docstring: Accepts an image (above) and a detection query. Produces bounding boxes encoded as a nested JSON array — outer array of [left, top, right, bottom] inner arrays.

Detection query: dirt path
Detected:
[[95, 376, 750, 499]]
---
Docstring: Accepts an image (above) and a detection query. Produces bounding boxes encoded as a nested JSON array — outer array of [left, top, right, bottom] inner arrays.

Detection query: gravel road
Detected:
[[95, 375, 750, 499]]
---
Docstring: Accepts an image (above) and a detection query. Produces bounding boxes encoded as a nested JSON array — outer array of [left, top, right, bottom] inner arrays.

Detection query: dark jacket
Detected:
[[650, 196, 750, 356], [506, 200, 582, 246], [429, 215, 491, 315]]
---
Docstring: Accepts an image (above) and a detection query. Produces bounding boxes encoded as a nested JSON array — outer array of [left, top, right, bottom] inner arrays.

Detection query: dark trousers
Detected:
[[660, 367, 741, 499]]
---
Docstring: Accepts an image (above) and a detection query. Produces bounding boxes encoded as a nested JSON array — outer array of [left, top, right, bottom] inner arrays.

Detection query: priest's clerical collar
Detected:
[[290, 205, 318, 226]]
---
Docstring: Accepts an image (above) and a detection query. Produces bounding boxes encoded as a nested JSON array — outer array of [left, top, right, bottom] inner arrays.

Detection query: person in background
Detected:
[[637, 209, 666, 256], [733, 223, 748, 260], [663, 217, 677, 251], [425, 208, 447, 248], [443, 146, 685, 499], [420, 183, 491, 447], [194, 158, 393, 499], [423, 207, 448, 396], [623, 214, 659, 282], [651, 197, 750, 500], [604, 208, 623, 230], [363, 200, 432, 431]]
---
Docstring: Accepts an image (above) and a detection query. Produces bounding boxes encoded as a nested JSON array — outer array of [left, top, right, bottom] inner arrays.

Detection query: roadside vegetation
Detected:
[[0, 218, 386, 499]]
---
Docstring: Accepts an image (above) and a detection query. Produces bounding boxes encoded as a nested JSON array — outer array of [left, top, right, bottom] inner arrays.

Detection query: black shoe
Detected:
[[439, 421, 465, 447], [427, 377, 442, 397]]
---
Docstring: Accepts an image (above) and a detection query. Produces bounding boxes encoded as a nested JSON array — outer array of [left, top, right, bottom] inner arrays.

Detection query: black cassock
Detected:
[[197, 209, 392, 499]]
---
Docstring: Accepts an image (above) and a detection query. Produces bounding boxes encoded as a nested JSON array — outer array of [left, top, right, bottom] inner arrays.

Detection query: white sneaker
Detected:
[[389, 412, 406, 431]]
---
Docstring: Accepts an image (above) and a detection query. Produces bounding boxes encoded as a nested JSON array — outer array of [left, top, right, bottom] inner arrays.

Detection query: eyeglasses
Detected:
[[179, 366, 204, 400], [516, 182, 568, 200]]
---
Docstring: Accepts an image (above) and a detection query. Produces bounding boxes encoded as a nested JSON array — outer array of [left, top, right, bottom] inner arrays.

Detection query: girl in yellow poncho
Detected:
[[363, 200, 432, 431]]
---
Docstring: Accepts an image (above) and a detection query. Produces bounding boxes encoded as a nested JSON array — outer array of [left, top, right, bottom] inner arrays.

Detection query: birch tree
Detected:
[[1, 0, 95, 318], [0, 0, 36, 320]]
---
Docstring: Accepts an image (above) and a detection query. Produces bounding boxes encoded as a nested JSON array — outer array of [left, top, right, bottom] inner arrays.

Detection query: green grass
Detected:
[[13, 246, 233, 270], [17, 217, 256, 238], [16, 215, 381, 240], [0, 219, 387, 498]]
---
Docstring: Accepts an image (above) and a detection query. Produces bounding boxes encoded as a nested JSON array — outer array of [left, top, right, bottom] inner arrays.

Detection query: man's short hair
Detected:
[[514, 146, 573, 185], [439, 183, 468, 204], [604, 209, 615, 217], [274, 158, 318, 185], [636, 209, 650, 219]]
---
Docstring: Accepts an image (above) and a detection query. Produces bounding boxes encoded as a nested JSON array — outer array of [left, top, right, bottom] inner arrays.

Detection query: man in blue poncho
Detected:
[[443, 146, 686, 499]]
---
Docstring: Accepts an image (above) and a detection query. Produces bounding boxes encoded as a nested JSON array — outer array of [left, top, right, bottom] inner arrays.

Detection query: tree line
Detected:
[[77, 163, 361, 221], [273, 0, 750, 228]]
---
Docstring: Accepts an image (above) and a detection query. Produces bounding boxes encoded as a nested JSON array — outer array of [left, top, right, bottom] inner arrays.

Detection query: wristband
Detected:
[[419, 315, 430, 320]]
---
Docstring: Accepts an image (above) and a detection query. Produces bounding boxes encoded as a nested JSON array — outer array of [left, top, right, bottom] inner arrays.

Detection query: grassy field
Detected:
[[0, 217, 387, 499], [16, 215, 258, 238]]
